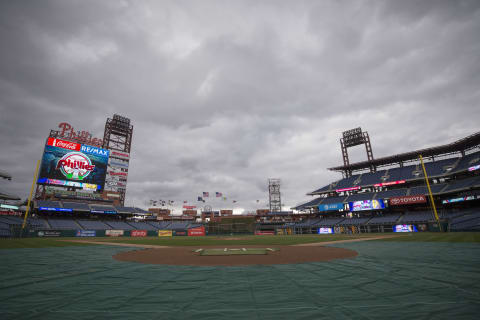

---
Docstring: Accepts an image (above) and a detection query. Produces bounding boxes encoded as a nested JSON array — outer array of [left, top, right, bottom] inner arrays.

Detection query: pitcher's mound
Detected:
[[113, 245, 358, 266]]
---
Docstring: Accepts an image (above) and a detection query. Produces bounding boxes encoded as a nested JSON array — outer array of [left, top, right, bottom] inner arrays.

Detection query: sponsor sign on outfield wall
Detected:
[[76, 230, 96, 237], [318, 227, 334, 234], [37, 231, 61, 237], [131, 230, 147, 237], [158, 230, 173, 237], [255, 230, 275, 235], [106, 230, 124, 236], [188, 226, 206, 236], [394, 225, 418, 232], [389, 195, 427, 206]]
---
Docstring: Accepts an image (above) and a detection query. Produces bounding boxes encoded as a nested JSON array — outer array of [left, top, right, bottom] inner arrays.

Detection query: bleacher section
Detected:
[[317, 217, 344, 227], [400, 211, 434, 223], [47, 218, 80, 229], [339, 217, 371, 225], [62, 202, 90, 211], [37, 200, 62, 208], [374, 188, 408, 199], [367, 214, 401, 225], [452, 151, 480, 172], [77, 220, 111, 230], [449, 209, 480, 231], [105, 221, 134, 230], [128, 221, 157, 231]]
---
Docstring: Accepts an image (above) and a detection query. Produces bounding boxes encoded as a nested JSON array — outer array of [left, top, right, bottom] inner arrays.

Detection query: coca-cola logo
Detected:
[[47, 137, 80, 151], [56, 140, 78, 150]]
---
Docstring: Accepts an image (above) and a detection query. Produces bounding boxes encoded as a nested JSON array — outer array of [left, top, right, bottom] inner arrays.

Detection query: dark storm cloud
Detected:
[[1, 0, 479, 212]]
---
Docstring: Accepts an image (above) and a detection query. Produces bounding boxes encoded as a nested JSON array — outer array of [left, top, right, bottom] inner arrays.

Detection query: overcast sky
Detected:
[[1, 0, 479, 213]]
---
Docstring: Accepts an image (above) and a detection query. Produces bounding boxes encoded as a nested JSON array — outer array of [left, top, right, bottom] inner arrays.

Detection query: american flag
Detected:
[[203, 192, 209, 197], [216, 192, 222, 197]]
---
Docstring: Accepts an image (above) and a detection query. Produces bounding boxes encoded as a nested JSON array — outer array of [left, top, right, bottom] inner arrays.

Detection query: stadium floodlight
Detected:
[[340, 127, 375, 177]]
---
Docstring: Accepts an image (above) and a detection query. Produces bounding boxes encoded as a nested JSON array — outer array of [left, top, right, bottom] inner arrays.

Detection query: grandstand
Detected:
[[292, 130, 480, 233]]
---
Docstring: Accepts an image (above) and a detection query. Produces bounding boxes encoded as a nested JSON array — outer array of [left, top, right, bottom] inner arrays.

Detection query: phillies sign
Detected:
[[56, 152, 95, 180], [389, 195, 426, 206]]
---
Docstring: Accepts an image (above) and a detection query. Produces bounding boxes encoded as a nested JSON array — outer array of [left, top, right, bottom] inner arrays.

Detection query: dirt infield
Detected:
[[113, 245, 358, 266]]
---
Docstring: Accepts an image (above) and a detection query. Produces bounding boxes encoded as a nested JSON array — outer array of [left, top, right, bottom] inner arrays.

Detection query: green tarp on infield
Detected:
[[1, 242, 479, 320]]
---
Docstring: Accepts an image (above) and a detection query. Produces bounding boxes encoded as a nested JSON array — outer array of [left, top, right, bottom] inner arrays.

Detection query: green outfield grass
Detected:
[[87, 233, 378, 246], [0, 237, 97, 249], [376, 232, 480, 243], [1, 232, 479, 249]]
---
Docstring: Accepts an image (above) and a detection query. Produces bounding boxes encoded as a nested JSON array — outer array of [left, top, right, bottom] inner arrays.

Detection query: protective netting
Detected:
[[1, 241, 480, 320]]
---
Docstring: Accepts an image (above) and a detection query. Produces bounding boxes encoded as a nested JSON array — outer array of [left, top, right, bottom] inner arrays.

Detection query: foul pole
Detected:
[[22, 160, 40, 230], [419, 155, 442, 231]]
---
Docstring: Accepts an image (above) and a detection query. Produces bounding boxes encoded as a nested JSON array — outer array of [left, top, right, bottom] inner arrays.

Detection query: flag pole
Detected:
[[22, 159, 41, 230], [419, 154, 442, 231]]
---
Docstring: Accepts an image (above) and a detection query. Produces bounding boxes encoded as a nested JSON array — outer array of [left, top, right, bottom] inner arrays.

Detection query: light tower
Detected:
[[268, 178, 281, 212], [103, 114, 133, 205]]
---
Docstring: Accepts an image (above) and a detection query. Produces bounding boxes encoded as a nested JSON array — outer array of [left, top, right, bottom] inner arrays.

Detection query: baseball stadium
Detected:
[[1, 119, 480, 319]]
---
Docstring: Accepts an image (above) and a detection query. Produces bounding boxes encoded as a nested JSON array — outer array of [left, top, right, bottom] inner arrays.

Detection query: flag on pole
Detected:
[[203, 192, 209, 197], [216, 192, 222, 197]]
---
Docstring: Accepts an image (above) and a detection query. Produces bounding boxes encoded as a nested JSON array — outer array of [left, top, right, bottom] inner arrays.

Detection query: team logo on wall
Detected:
[[56, 152, 95, 180]]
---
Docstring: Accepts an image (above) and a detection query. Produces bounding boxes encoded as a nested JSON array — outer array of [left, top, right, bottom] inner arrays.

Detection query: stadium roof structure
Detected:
[[329, 131, 480, 173], [0, 187, 21, 201]]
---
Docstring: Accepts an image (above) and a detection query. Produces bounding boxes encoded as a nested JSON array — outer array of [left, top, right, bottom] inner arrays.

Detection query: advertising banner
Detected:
[[318, 203, 344, 212], [393, 225, 418, 232], [173, 230, 187, 236], [318, 227, 334, 234], [110, 150, 130, 160], [374, 180, 406, 187], [188, 226, 206, 236], [255, 230, 275, 235], [106, 230, 124, 236], [442, 195, 478, 204], [38, 207, 73, 212], [390, 195, 427, 206], [158, 230, 173, 237], [76, 230, 96, 237], [131, 230, 147, 237], [349, 199, 385, 211], [336, 186, 360, 193], [37, 231, 61, 237], [38, 140, 109, 190]]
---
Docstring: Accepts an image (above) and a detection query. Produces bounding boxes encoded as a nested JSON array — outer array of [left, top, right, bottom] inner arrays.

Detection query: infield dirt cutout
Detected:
[[68, 235, 396, 266]]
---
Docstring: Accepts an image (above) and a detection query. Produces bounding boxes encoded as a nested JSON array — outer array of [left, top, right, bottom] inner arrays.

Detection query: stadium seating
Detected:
[[449, 209, 480, 231], [374, 188, 408, 199], [400, 211, 435, 223], [77, 220, 111, 230], [358, 171, 386, 186], [105, 221, 134, 230], [36, 200, 62, 208], [62, 202, 90, 211], [47, 218, 80, 229], [423, 157, 458, 177], [367, 214, 401, 225], [115, 207, 137, 214], [442, 176, 480, 193], [452, 151, 480, 172], [90, 205, 117, 212], [317, 217, 345, 227], [345, 193, 375, 202], [148, 221, 172, 229], [338, 217, 371, 225], [127, 221, 157, 231], [332, 175, 361, 190]]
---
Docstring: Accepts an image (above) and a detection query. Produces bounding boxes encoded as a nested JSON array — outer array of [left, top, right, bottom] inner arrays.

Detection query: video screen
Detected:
[[394, 225, 418, 233], [37, 138, 109, 190], [349, 199, 385, 211]]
